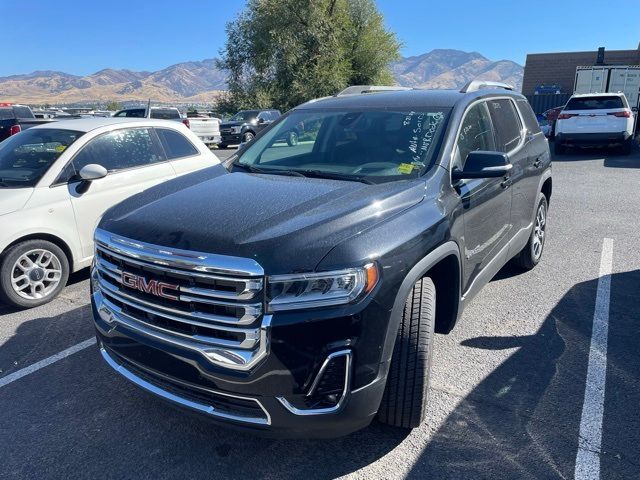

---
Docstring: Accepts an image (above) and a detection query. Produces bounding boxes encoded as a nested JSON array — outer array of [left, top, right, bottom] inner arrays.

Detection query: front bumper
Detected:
[[556, 131, 631, 145], [197, 134, 221, 145], [220, 133, 242, 144], [92, 287, 391, 438]]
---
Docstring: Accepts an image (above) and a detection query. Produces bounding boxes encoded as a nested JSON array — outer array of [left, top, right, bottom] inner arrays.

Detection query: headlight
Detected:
[[231, 126, 242, 134], [267, 263, 378, 312]]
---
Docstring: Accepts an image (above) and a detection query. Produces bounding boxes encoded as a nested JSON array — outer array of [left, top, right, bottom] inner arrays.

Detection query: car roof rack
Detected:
[[460, 80, 514, 93], [336, 85, 412, 96]]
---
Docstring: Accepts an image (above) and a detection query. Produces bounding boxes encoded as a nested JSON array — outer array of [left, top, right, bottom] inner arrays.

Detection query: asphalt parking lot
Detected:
[[1, 146, 639, 480]]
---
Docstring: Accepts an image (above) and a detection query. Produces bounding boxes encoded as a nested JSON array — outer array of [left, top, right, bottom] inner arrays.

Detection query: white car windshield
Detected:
[[234, 108, 450, 183], [0, 129, 83, 187]]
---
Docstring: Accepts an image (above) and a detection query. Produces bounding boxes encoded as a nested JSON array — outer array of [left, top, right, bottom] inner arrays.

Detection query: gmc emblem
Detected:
[[121, 271, 180, 301]]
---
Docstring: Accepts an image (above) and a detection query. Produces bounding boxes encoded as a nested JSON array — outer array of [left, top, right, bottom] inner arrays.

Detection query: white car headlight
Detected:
[[267, 263, 378, 312], [231, 126, 242, 134]]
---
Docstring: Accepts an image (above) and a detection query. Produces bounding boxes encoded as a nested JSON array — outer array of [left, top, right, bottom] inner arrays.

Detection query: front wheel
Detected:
[[0, 240, 69, 308], [513, 194, 548, 270], [378, 277, 436, 428], [286, 131, 299, 146], [242, 132, 255, 143]]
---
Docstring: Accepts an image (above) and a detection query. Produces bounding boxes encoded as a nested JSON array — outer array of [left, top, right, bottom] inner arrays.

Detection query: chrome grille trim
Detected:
[[93, 229, 270, 371]]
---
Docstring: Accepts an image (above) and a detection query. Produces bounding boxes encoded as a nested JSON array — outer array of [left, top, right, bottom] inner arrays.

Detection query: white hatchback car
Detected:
[[555, 92, 636, 155], [0, 118, 219, 308]]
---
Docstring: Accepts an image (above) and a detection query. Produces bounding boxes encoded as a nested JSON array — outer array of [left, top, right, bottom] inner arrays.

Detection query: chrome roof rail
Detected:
[[336, 85, 412, 96], [460, 80, 514, 93]]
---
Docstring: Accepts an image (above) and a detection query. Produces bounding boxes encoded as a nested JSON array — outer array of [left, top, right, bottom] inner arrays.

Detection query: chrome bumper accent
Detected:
[[276, 350, 352, 416], [100, 346, 271, 425]]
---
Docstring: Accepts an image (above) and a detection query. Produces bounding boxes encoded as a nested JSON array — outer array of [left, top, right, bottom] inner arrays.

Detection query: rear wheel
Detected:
[[513, 193, 548, 270], [378, 277, 436, 428], [620, 139, 633, 155], [0, 240, 69, 308]]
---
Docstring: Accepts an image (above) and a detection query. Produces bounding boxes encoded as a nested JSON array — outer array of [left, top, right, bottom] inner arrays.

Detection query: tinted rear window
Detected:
[[13, 106, 34, 119], [0, 108, 14, 120], [565, 96, 624, 110], [487, 99, 523, 152], [151, 109, 181, 120]]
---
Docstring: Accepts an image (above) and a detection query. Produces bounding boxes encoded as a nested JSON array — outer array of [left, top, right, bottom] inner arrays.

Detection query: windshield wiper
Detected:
[[293, 170, 376, 185], [233, 163, 306, 178]]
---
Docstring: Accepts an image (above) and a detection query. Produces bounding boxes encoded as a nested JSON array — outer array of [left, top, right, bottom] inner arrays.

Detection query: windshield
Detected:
[[234, 108, 450, 183], [0, 128, 83, 187], [230, 110, 259, 122]]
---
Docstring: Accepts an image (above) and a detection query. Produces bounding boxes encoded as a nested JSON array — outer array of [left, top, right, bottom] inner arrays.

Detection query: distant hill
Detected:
[[0, 50, 522, 105]]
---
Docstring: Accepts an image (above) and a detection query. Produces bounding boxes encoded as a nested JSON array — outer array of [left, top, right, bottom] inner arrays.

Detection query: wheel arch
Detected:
[[2, 233, 74, 269], [541, 176, 552, 205]]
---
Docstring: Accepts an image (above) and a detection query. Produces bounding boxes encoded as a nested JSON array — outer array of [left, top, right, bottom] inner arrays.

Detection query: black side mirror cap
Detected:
[[452, 151, 512, 180]]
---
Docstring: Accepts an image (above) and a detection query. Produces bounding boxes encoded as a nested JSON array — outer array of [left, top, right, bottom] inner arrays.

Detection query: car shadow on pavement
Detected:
[[404, 269, 640, 480]]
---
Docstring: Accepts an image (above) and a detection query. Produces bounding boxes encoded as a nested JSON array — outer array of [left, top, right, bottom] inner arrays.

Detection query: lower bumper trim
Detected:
[[99, 346, 271, 425]]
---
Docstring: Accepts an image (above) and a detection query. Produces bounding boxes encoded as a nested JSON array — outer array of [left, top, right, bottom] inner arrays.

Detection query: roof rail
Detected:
[[460, 80, 514, 93], [336, 85, 412, 96]]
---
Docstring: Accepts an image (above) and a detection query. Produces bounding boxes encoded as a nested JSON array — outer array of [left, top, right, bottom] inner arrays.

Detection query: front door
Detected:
[[454, 101, 512, 293], [65, 127, 175, 259]]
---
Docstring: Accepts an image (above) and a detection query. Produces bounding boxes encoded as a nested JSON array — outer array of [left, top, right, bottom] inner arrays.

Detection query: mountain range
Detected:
[[0, 49, 522, 105]]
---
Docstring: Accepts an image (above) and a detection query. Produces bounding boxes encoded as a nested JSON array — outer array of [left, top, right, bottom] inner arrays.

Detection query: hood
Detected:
[[100, 170, 426, 273], [0, 188, 33, 216], [220, 120, 254, 128]]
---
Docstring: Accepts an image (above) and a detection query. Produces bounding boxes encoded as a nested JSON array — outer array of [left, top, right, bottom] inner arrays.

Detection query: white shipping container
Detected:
[[574, 67, 609, 94], [608, 67, 640, 109]]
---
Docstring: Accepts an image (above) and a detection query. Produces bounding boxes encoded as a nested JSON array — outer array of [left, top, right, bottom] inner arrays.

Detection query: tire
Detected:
[[242, 132, 255, 143], [554, 142, 565, 155], [513, 193, 548, 271], [218, 144, 228, 149], [620, 139, 633, 155], [286, 131, 299, 146], [0, 240, 69, 308], [378, 277, 436, 429]]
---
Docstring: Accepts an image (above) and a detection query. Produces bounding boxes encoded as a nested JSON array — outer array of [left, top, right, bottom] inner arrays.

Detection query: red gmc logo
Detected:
[[121, 271, 180, 301]]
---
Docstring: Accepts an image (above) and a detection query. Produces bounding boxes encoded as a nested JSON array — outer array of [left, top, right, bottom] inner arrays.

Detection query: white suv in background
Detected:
[[554, 92, 636, 155], [0, 118, 219, 308]]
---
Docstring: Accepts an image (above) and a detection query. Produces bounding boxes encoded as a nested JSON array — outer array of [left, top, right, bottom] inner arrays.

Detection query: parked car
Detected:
[[0, 103, 55, 142], [91, 82, 552, 438], [555, 92, 635, 154], [219, 109, 281, 148], [542, 105, 565, 139], [0, 118, 219, 308], [186, 113, 222, 147], [113, 107, 190, 129]]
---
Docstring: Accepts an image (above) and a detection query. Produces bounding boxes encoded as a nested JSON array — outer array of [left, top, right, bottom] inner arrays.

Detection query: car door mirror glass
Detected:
[[452, 151, 512, 180]]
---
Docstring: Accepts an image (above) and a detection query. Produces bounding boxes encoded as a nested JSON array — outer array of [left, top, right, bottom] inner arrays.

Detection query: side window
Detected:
[[257, 111, 270, 122], [516, 99, 542, 135], [156, 128, 199, 159], [487, 99, 523, 152], [456, 102, 496, 166], [72, 128, 165, 173]]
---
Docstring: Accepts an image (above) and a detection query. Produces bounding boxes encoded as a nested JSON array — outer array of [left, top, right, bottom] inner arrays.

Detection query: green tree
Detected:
[[216, 0, 401, 112], [105, 101, 121, 111]]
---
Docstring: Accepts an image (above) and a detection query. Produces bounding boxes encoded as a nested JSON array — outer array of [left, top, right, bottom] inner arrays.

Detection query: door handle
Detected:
[[500, 176, 511, 189], [533, 157, 542, 168]]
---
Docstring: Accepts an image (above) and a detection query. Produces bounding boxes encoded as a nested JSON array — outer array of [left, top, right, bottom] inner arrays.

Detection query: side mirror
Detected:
[[257, 117, 265, 124], [452, 151, 512, 180], [76, 164, 107, 194]]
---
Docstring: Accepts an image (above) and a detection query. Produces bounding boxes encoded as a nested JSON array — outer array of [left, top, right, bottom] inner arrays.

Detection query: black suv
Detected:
[[92, 82, 551, 438], [219, 109, 281, 147]]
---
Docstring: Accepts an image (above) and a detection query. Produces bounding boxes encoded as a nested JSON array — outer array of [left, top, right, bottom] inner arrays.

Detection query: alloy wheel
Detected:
[[11, 249, 63, 300], [532, 203, 546, 260]]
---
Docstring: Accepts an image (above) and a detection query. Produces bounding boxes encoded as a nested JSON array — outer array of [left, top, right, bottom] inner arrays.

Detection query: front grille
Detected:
[[93, 229, 270, 370]]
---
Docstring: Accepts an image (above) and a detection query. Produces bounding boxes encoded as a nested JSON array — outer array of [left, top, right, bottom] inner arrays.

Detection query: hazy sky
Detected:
[[2, 0, 638, 76]]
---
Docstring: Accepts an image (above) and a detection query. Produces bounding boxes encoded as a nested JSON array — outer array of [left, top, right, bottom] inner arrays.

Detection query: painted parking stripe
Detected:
[[0, 337, 96, 389], [574, 238, 614, 480]]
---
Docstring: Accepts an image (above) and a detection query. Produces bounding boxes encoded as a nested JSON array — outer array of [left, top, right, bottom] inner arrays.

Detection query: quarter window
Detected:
[[71, 128, 165, 174], [487, 99, 523, 152], [516, 99, 542, 135], [156, 128, 199, 159], [456, 102, 496, 166]]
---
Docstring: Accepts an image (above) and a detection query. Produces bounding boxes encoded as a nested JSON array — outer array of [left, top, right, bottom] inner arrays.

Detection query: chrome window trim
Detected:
[[100, 346, 271, 425], [276, 350, 352, 416]]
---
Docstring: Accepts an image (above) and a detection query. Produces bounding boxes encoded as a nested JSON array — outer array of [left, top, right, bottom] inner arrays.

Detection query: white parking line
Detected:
[[575, 238, 614, 480], [0, 337, 96, 389]]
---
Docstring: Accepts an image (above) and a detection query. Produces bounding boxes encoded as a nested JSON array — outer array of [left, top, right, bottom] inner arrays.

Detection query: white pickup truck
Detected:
[[186, 113, 222, 147]]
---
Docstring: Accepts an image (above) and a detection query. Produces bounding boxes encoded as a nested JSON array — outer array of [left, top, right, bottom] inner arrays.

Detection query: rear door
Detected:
[[453, 101, 512, 293], [63, 127, 175, 258]]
